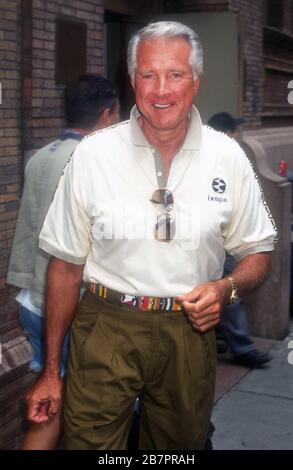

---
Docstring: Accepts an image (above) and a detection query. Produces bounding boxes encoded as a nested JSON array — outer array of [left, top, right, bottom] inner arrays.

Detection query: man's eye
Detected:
[[141, 73, 155, 80], [170, 72, 182, 79]]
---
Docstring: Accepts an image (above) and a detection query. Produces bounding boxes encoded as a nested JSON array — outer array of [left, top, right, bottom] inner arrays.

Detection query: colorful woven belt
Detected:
[[88, 283, 182, 311]]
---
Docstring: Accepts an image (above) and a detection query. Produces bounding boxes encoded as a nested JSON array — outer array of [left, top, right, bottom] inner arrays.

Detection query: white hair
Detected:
[[127, 21, 203, 81]]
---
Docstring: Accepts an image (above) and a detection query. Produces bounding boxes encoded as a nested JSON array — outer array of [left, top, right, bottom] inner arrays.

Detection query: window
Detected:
[[266, 0, 284, 29], [55, 18, 87, 84]]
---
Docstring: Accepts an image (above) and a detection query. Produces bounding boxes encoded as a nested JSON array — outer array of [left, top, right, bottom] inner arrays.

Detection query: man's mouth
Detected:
[[153, 104, 173, 109]]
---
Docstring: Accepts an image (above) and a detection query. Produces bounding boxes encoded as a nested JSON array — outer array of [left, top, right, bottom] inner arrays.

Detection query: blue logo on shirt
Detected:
[[212, 178, 226, 194]]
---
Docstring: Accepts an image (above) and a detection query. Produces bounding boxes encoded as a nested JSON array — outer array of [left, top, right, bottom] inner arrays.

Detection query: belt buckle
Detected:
[[121, 294, 138, 307]]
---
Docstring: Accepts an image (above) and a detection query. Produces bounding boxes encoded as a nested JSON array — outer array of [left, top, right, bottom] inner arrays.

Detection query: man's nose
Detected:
[[155, 76, 170, 96]]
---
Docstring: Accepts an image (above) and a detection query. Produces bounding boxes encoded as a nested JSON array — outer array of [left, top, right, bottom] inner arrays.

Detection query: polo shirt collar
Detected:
[[61, 129, 83, 141], [130, 104, 202, 151]]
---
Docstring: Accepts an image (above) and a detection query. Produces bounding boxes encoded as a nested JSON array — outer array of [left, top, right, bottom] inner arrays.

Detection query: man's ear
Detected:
[[99, 108, 112, 128], [193, 77, 200, 95]]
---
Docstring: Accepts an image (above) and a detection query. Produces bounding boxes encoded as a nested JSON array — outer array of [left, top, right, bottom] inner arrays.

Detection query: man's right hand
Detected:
[[26, 373, 63, 423]]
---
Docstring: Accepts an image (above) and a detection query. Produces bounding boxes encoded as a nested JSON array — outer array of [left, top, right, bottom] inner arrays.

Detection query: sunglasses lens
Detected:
[[154, 213, 175, 242], [151, 188, 175, 242], [151, 189, 174, 211]]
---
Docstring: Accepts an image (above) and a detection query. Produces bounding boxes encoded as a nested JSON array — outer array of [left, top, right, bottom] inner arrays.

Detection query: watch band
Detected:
[[226, 275, 240, 304]]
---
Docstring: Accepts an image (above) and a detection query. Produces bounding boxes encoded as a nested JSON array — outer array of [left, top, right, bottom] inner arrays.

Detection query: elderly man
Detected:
[[27, 21, 276, 450]]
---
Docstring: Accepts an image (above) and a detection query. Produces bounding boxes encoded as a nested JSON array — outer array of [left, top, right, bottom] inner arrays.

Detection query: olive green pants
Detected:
[[64, 289, 216, 450]]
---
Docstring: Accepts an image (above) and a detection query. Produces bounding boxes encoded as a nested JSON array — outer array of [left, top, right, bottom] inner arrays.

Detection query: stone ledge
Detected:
[[0, 334, 36, 449]]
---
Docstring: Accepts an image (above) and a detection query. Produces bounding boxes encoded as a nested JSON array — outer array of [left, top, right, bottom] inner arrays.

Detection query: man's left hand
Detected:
[[176, 279, 230, 333]]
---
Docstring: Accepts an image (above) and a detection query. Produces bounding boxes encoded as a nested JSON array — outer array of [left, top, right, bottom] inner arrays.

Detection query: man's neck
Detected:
[[72, 127, 91, 137], [139, 116, 190, 163]]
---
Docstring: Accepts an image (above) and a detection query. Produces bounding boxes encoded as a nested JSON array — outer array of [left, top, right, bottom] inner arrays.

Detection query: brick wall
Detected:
[[0, 0, 28, 450], [265, 0, 293, 34], [263, 0, 293, 126], [0, 0, 22, 345], [283, 0, 293, 33], [27, 0, 104, 154], [267, 0, 284, 29], [230, 0, 293, 127], [0, 0, 104, 449], [0, 0, 105, 348], [264, 68, 291, 107], [229, 0, 265, 128], [164, 0, 229, 12]]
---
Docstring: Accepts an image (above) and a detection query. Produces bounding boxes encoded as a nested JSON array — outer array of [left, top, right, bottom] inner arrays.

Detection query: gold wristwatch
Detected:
[[226, 276, 240, 304]]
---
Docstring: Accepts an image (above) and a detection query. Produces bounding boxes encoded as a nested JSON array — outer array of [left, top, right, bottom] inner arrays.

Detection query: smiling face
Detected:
[[133, 36, 199, 135]]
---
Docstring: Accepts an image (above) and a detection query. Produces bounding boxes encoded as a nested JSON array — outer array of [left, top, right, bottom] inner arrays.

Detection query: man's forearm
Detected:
[[44, 257, 84, 376], [216, 252, 273, 304]]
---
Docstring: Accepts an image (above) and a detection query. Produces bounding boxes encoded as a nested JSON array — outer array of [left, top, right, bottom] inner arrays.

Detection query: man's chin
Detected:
[[145, 116, 181, 131]]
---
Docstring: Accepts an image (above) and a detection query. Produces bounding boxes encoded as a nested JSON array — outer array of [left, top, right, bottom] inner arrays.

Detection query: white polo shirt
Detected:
[[39, 106, 277, 297]]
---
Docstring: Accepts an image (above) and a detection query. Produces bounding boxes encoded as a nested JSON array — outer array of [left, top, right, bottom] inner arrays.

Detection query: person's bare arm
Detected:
[[26, 257, 84, 423], [176, 252, 272, 333]]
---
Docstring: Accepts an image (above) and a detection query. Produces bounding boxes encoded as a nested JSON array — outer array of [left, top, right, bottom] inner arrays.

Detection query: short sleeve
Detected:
[[223, 152, 277, 261], [39, 146, 91, 264]]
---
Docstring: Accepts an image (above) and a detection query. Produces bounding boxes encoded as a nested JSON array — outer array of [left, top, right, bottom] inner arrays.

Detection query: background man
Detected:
[[208, 111, 243, 139], [6, 74, 119, 449], [26, 22, 276, 450]]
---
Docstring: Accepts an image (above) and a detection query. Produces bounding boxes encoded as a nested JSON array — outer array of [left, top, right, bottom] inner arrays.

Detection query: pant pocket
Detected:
[[69, 290, 102, 376], [80, 311, 121, 376], [182, 320, 216, 386]]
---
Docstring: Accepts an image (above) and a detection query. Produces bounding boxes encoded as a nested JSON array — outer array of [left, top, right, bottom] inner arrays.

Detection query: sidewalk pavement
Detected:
[[212, 323, 293, 450]]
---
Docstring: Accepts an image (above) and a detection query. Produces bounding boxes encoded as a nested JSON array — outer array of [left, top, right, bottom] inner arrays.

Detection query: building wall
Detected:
[[282, 0, 291, 33], [0, 0, 27, 450], [263, 0, 293, 127], [1, 0, 105, 347], [105, 0, 163, 15], [0, 0, 22, 345], [164, 0, 229, 12], [229, 0, 265, 128], [0, 0, 104, 449], [27, 0, 104, 154], [266, 0, 284, 29], [231, 0, 293, 127]]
